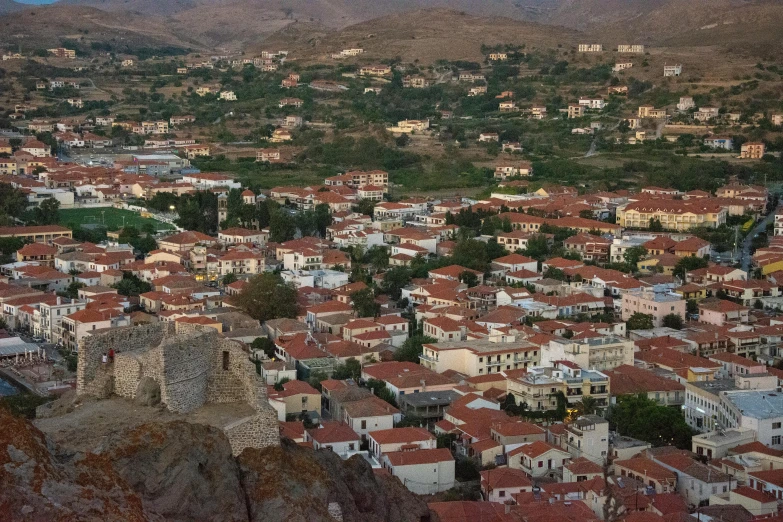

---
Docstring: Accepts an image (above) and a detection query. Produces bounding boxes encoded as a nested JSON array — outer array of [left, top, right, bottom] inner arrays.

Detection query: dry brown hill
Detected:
[[0, 5, 203, 50], [257, 8, 581, 65], [548, 0, 783, 58]]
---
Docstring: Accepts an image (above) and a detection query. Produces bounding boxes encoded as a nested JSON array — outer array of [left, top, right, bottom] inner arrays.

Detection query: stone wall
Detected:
[[76, 322, 279, 449], [159, 331, 212, 413], [77, 322, 170, 396]]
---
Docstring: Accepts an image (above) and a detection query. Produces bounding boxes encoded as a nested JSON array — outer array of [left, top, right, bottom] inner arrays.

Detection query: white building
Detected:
[[578, 44, 604, 52], [720, 390, 783, 449], [617, 44, 645, 53], [664, 64, 682, 77], [381, 448, 455, 495]]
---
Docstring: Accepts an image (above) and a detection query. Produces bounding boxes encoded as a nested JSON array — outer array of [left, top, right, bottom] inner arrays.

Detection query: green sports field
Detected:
[[58, 208, 174, 232]]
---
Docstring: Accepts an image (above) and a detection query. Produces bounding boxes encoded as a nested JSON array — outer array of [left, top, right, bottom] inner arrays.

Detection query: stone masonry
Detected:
[[77, 322, 279, 454]]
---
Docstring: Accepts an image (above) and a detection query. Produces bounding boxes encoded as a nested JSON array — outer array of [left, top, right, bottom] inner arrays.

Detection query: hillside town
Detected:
[[4, 8, 783, 522]]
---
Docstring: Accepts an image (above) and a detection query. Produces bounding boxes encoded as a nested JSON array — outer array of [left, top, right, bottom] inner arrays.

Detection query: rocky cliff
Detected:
[[1, 407, 432, 522]]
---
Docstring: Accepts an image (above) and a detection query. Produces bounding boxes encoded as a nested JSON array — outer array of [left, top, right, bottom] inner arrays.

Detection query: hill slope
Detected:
[[257, 8, 580, 64]]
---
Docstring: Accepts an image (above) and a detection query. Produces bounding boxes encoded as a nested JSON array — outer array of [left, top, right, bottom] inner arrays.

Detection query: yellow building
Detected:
[[617, 200, 727, 231]]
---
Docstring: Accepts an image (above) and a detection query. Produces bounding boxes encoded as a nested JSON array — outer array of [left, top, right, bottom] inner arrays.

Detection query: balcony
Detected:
[[419, 354, 438, 363]]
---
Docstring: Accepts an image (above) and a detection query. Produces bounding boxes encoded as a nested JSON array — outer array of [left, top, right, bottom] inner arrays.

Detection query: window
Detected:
[[499, 491, 505, 497], [222, 351, 230, 370], [773, 436, 781, 445], [538, 461, 543, 468], [361, 420, 367, 430], [774, 422, 782, 430]]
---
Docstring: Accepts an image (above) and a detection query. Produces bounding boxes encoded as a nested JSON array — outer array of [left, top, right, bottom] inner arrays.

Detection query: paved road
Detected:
[[741, 212, 775, 272], [585, 139, 597, 158]]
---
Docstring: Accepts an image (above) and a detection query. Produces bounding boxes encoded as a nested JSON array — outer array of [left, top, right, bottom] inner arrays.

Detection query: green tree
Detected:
[[608, 394, 695, 449], [332, 358, 362, 380], [662, 313, 683, 330], [575, 395, 598, 416], [686, 299, 699, 316], [33, 197, 61, 225], [113, 272, 152, 296], [459, 270, 479, 287], [236, 273, 298, 322], [351, 288, 379, 318], [523, 234, 550, 260], [623, 246, 648, 270], [673, 255, 709, 280], [366, 378, 398, 407], [381, 266, 411, 300], [648, 218, 664, 232], [366, 245, 389, 273], [251, 337, 276, 359], [626, 312, 654, 331], [394, 335, 436, 363], [0, 183, 28, 223], [268, 205, 296, 243], [222, 273, 239, 286]]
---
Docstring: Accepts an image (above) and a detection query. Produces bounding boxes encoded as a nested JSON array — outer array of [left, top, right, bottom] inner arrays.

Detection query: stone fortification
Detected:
[[76, 322, 278, 453]]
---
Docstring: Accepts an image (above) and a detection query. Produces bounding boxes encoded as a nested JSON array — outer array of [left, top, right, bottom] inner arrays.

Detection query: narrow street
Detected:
[[741, 212, 775, 273]]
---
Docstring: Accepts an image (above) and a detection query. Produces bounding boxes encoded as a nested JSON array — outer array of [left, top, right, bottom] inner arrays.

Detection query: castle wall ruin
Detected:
[[76, 322, 279, 453]]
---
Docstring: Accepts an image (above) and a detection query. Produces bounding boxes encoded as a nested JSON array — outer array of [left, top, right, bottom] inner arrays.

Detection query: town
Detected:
[[3, 3, 783, 522]]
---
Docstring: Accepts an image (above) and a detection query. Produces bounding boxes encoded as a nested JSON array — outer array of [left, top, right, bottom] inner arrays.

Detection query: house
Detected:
[[663, 65, 682, 77], [480, 468, 532, 503], [270, 128, 292, 143], [652, 451, 733, 507], [578, 44, 603, 52], [604, 365, 684, 407], [279, 97, 304, 108], [381, 448, 455, 495], [508, 441, 571, 478], [21, 140, 50, 157], [342, 395, 401, 441], [704, 136, 734, 150], [621, 289, 686, 328], [567, 105, 584, 119], [562, 458, 604, 483], [478, 132, 499, 142], [614, 457, 677, 493], [368, 427, 436, 460], [359, 65, 392, 77], [697, 298, 749, 326], [618, 45, 645, 53], [488, 52, 508, 61], [305, 421, 361, 454], [741, 142, 765, 159], [267, 379, 321, 419]]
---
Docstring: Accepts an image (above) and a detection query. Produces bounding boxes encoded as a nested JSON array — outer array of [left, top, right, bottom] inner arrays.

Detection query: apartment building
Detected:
[[544, 335, 634, 371], [578, 44, 603, 52], [506, 363, 610, 412], [741, 142, 766, 159], [616, 200, 727, 231], [420, 339, 540, 377], [617, 44, 645, 53], [621, 289, 686, 328], [561, 415, 610, 465], [719, 390, 783, 449]]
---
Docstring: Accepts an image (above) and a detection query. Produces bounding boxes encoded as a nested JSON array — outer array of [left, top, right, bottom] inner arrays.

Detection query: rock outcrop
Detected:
[[239, 439, 432, 522], [3, 406, 433, 522], [0, 407, 146, 522]]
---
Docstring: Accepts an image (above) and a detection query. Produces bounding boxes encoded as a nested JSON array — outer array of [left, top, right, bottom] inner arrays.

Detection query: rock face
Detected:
[[0, 407, 146, 522], [238, 439, 432, 522], [99, 421, 248, 522], [5, 406, 434, 522]]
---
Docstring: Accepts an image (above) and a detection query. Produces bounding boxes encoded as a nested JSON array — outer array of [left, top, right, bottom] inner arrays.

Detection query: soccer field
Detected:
[[58, 208, 174, 232]]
